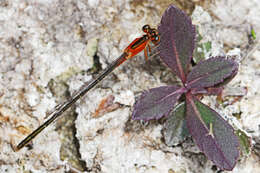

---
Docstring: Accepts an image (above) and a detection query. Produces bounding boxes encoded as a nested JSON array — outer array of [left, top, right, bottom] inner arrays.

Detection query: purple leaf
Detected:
[[186, 93, 240, 170], [186, 56, 238, 90], [158, 5, 196, 83], [132, 85, 185, 121], [163, 102, 190, 146], [191, 86, 224, 96]]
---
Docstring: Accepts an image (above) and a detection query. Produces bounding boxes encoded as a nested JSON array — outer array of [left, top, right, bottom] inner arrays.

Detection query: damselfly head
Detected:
[[142, 24, 151, 33]]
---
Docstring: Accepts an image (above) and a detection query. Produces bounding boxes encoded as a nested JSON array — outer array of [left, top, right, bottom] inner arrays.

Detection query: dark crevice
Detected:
[[71, 112, 88, 172], [56, 96, 87, 172], [47, 77, 88, 172], [87, 53, 102, 74]]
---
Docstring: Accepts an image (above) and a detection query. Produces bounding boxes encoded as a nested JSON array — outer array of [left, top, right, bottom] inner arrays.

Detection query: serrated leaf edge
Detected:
[[132, 86, 186, 121], [159, 4, 196, 83], [186, 93, 240, 170], [186, 56, 239, 89]]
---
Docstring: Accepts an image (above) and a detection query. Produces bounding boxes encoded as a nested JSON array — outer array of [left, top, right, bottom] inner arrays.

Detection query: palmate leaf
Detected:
[[158, 5, 196, 83], [186, 56, 238, 90], [163, 102, 190, 146], [132, 85, 185, 121], [187, 86, 224, 96], [186, 93, 240, 170], [132, 4, 242, 170]]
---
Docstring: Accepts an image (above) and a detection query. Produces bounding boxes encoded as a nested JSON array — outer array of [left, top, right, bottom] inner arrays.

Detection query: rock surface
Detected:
[[0, 0, 259, 172]]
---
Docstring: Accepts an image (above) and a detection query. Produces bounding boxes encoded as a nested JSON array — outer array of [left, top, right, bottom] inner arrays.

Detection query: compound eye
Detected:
[[149, 29, 157, 36], [142, 25, 151, 33], [144, 35, 149, 40], [151, 35, 160, 43], [152, 35, 158, 40], [154, 36, 159, 41]]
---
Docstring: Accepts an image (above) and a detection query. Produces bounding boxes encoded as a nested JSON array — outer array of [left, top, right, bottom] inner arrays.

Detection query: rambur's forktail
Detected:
[[15, 24, 160, 151]]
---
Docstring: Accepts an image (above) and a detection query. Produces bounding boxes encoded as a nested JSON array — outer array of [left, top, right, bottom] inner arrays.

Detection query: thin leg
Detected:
[[144, 46, 149, 61]]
